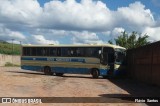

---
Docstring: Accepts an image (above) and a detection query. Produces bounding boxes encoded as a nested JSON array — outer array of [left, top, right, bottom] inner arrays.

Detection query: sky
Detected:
[[0, 0, 160, 45]]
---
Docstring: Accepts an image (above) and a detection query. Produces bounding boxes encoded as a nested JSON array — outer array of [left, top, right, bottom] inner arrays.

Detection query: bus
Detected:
[[21, 44, 126, 78]]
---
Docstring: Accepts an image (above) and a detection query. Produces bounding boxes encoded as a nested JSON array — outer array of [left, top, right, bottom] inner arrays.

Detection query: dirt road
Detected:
[[0, 67, 159, 106]]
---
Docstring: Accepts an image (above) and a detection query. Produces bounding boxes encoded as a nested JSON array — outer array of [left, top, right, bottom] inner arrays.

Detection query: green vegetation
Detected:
[[0, 41, 21, 55], [4, 62, 20, 67], [108, 31, 150, 49]]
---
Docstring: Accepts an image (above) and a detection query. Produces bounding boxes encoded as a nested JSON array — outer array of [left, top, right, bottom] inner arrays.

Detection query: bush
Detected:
[[5, 62, 20, 67]]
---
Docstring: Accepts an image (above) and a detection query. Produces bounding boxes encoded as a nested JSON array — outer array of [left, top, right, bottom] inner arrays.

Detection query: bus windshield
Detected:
[[115, 49, 126, 65]]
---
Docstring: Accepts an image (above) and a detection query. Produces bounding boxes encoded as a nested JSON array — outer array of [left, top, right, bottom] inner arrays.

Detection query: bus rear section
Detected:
[[21, 45, 126, 78]]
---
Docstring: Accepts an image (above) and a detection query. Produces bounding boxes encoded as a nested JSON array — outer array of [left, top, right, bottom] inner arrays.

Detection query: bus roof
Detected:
[[22, 44, 126, 50]]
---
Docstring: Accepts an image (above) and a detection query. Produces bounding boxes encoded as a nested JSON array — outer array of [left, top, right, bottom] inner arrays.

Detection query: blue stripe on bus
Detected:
[[21, 65, 109, 76], [21, 57, 47, 61], [21, 65, 42, 71], [71, 58, 85, 62], [52, 67, 90, 74], [21, 57, 85, 63]]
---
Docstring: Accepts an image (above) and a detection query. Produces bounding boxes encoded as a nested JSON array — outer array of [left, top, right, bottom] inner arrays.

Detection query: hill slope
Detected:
[[0, 41, 21, 55]]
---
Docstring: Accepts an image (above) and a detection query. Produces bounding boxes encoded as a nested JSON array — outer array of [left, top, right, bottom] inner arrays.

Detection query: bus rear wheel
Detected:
[[55, 73, 64, 76], [91, 69, 99, 78], [44, 67, 53, 75]]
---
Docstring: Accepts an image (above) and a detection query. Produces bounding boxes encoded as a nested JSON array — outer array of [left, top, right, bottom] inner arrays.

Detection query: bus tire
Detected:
[[44, 67, 53, 75], [55, 73, 64, 76], [91, 69, 99, 79]]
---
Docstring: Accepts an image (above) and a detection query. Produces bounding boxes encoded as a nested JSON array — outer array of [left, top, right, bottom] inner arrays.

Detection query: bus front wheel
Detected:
[[44, 67, 53, 75], [91, 69, 99, 78]]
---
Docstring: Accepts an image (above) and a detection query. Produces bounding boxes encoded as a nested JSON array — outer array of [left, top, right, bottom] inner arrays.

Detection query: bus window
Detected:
[[57, 48, 61, 56], [37, 47, 43, 56], [49, 47, 57, 56], [31, 47, 36, 56], [85, 47, 101, 58], [61, 47, 69, 57], [43, 47, 49, 56], [23, 47, 31, 56], [70, 48, 77, 56], [103, 47, 114, 64], [61, 47, 77, 57], [115, 51, 125, 64], [76, 48, 85, 57]]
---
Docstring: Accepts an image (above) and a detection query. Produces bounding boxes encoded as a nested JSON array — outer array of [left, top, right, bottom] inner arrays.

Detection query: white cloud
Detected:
[[142, 27, 160, 41], [0, 0, 155, 32], [115, 1, 155, 31], [34, 28, 69, 38], [31, 35, 59, 44], [102, 31, 111, 36], [0, 0, 42, 27], [40, 0, 113, 31], [0, 0, 159, 44], [111, 27, 125, 38], [7, 40, 21, 44], [71, 31, 104, 44], [0, 25, 26, 41], [0, 0, 155, 31]]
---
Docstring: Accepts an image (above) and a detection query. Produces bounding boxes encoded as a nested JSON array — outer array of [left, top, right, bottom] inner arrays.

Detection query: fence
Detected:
[[0, 54, 20, 66], [127, 41, 160, 86]]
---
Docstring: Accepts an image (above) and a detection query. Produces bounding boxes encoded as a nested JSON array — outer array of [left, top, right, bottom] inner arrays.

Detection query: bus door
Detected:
[[102, 47, 115, 76]]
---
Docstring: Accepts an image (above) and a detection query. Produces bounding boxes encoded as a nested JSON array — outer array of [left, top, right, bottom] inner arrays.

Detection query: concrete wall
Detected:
[[0, 54, 20, 66]]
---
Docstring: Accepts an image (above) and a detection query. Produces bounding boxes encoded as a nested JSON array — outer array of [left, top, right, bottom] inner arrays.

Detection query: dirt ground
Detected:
[[0, 67, 160, 106]]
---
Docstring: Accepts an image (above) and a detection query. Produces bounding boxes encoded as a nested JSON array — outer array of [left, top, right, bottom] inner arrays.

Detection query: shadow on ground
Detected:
[[99, 78, 160, 105], [6, 71, 93, 79], [62, 75, 92, 79], [6, 71, 45, 76]]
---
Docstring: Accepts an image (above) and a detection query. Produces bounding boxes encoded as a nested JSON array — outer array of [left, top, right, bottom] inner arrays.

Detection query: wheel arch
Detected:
[[90, 68, 99, 75]]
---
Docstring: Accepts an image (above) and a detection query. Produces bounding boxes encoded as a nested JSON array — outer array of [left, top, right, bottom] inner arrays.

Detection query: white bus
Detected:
[[21, 44, 126, 78]]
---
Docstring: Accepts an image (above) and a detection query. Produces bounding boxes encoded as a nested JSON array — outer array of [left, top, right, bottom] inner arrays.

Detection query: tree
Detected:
[[108, 40, 113, 44], [114, 31, 128, 48], [114, 31, 150, 49]]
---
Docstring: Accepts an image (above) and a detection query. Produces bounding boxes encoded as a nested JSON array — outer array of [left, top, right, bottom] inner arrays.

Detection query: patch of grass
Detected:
[[0, 41, 21, 55], [4, 62, 20, 67]]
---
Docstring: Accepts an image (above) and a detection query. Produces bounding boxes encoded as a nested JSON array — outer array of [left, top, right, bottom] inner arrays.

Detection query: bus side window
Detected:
[[43, 47, 49, 56], [76, 48, 81, 56], [37, 47, 43, 56], [103, 47, 114, 64], [23, 47, 28, 56], [57, 48, 61, 56], [70, 48, 77, 57], [85, 47, 101, 58], [26, 47, 31, 56], [61, 47, 68, 57], [76, 48, 85, 57], [31, 47, 36, 56], [92, 47, 101, 58], [85, 48, 90, 57], [49, 47, 57, 56], [67, 49, 71, 56]]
